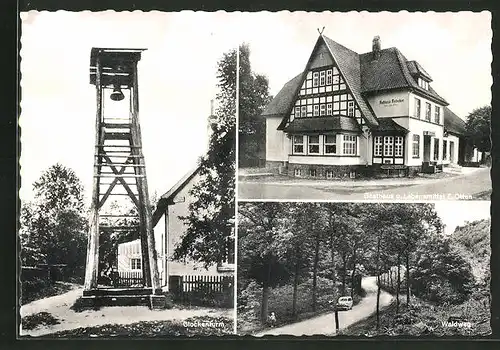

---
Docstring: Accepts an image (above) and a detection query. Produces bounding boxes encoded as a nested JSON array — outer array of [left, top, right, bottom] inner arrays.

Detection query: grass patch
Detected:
[[21, 281, 75, 305], [472, 190, 492, 200], [342, 295, 491, 337], [22, 312, 60, 330], [38, 316, 233, 337]]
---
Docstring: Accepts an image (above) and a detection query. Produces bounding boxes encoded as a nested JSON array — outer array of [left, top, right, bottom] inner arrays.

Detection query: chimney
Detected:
[[372, 35, 381, 60]]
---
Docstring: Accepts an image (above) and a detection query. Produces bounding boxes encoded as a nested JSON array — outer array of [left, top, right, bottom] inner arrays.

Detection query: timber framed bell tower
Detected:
[[83, 47, 164, 307]]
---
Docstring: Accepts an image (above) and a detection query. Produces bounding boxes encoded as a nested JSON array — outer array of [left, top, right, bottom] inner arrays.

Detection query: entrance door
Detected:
[[423, 135, 431, 162], [449, 141, 455, 163]]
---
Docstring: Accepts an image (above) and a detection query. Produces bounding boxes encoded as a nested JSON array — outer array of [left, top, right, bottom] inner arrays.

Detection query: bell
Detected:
[[110, 85, 124, 101]]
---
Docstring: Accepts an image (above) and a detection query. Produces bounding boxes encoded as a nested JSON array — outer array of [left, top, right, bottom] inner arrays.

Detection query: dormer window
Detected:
[[418, 77, 429, 90]]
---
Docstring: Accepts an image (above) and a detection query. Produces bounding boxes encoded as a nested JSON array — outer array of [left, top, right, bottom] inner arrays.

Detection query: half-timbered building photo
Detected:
[[237, 11, 492, 200], [19, 11, 237, 337]]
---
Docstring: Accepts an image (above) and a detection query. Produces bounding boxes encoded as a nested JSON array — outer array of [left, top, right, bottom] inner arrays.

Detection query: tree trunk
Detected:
[[376, 237, 381, 330], [330, 240, 337, 301], [405, 253, 410, 306], [350, 248, 357, 298], [261, 285, 270, 324], [292, 248, 300, 319], [312, 234, 320, 312], [396, 254, 401, 314], [341, 256, 347, 295]]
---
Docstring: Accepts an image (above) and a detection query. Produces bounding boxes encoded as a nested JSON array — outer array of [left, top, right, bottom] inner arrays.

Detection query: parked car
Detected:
[[336, 296, 353, 311]]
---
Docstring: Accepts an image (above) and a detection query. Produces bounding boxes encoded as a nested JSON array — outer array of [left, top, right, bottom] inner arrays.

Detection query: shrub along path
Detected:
[[20, 287, 232, 337], [253, 277, 393, 336]]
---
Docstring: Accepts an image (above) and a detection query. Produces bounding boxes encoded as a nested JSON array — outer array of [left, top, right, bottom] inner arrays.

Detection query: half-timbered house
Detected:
[[264, 34, 475, 178]]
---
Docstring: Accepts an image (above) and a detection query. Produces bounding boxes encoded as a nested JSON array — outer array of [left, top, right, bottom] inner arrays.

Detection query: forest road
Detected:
[[254, 276, 393, 337]]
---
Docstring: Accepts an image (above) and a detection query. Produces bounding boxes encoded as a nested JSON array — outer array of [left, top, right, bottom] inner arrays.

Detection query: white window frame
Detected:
[[301, 106, 307, 118], [326, 69, 332, 85], [326, 103, 332, 115], [383, 136, 394, 157], [313, 105, 319, 116], [308, 135, 320, 154], [443, 140, 448, 160], [414, 98, 421, 118], [324, 134, 337, 155], [347, 101, 355, 117], [295, 106, 300, 117], [435, 106, 440, 124], [326, 170, 334, 179], [131, 258, 141, 270], [313, 72, 319, 87], [320, 71, 325, 86], [294, 168, 302, 177], [320, 104, 326, 116], [412, 134, 420, 158], [425, 102, 431, 121], [374, 136, 383, 156], [342, 135, 357, 156], [293, 135, 304, 154], [395, 136, 404, 157]]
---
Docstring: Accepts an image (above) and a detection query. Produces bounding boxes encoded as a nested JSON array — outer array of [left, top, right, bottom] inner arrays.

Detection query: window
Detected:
[[434, 138, 440, 160], [326, 170, 334, 179], [309, 169, 317, 177], [374, 136, 383, 156], [412, 134, 420, 158], [320, 104, 326, 116], [348, 101, 355, 117], [294, 168, 302, 177], [320, 71, 325, 86], [313, 105, 319, 116], [313, 72, 319, 87], [130, 258, 141, 270], [435, 106, 441, 124], [343, 135, 357, 155], [414, 98, 421, 118], [324, 134, 336, 154], [326, 69, 332, 85], [333, 75, 339, 84], [295, 107, 300, 117], [425, 102, 431, 121], [301, 106, 307, 118], [327, 103, 332, 115], [418, 78, 429, 90], [443, 140, 448, 160], [395, 136, 404, 157], [383, 136, 394, 156], [308, 135, 320, 154], [293, 135, 304, 154]]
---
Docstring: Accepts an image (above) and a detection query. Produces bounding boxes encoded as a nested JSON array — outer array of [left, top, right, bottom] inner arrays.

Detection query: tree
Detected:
[[465, 105, 491, 161], [239, 202, 293, 323], [20, 163, 88, 277], [238, 43, 272, 167], [173, 47, 236, 268]]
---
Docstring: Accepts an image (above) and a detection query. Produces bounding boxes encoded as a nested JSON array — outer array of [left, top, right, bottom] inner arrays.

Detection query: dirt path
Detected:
[[20, 287, 232, 337], [254, 277, 393, 336]]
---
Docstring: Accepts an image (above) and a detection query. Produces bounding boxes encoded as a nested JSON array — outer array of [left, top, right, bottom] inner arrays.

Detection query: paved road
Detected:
[[254, 277, 393, 337], [239, 168, 491, 201]]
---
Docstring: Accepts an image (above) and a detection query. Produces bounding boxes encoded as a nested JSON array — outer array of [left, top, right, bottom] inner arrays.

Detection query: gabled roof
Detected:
[[263, 35, 449, 130], [322, 36, 379, 127], [359, 48, 447, 105], [284, 115, 362, 134], [152, 166, 201, 227], [444, 107, 466, 136]]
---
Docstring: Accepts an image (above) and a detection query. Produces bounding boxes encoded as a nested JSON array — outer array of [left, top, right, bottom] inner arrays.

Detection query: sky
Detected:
[[434, 201, 490, 235], [235, 11, 492, 119], [20, 11, 241, 203]]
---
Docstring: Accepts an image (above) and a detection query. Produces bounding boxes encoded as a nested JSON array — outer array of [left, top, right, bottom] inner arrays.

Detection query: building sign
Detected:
[[423, 131, 436, 137], [367, 91, 409, 118]]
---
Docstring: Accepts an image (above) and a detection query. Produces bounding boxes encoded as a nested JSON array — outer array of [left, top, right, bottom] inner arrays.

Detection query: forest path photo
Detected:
[[254, 276, 392, 336]]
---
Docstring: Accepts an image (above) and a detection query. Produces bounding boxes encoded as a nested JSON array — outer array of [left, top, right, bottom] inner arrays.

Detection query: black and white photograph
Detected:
[[237, 201, 491, 337], [237, 11, 492, 201], [19, 11, 236, 337]]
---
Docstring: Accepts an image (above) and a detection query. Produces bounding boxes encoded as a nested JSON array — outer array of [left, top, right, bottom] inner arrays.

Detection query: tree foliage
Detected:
[[465, 105, 491, 153], [238, 43, 272, 167], [20, 163, 88, 276], [172, 47, 236, 268]]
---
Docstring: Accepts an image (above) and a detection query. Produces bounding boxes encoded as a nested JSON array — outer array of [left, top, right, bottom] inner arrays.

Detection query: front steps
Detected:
[[81, 288, 168, 309]]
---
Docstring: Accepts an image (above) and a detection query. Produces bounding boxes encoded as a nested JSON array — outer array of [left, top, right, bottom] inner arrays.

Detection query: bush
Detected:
[[22, 312, 60, 330], [21, 276, 51, 305]]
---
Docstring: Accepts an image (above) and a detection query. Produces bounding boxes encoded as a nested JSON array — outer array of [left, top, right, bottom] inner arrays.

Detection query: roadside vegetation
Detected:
[[343, 218, 491, 336]]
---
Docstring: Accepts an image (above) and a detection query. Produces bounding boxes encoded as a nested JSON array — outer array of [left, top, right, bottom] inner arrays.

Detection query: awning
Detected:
[[283, 116, 361, 134]]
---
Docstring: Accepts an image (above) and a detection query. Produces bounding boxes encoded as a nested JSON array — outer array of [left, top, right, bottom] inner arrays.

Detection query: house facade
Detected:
[[117, 166, 235, 289], [264, 34, 472, 178]]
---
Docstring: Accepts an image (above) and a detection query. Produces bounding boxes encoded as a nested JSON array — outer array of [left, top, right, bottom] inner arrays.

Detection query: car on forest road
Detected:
[[336, 296, 353, 311]]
